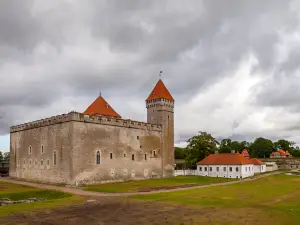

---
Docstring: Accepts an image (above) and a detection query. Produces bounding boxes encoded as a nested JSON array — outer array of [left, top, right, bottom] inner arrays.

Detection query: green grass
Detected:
[[0, 181, 84, 216], [132, 174, 300, 224], [83, 176, 231, 193]]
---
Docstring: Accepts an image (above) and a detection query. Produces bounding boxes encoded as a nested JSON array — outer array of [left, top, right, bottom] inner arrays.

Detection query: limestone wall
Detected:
[[71, 121, 162, 185], [10, 111, 163, 185], [9, 121, 73, 184]]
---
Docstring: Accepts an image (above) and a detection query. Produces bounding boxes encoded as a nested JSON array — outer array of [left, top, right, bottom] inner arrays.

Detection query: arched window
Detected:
[[96, 151, 100, 164], [53, 151, 57, 166]]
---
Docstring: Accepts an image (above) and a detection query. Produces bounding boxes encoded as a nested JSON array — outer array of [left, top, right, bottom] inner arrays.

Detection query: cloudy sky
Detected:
[[1, 0, 300, 152]]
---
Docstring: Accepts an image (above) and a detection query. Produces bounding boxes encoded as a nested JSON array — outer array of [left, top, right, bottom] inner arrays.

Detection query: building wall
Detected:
[[196, 164, 254, 178], [9, 121, 74, 184], [9, 112, 164, 185], [71, 121, 162, 185], [253, 165, 266, 173]]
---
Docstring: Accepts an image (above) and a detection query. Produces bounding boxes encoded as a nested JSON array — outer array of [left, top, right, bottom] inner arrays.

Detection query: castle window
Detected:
[[137, 136, 139, 140], [47, 159, 50, 166], [53, 151, 57, 166], [153, 150, 156, 157], [132, 154, 135, 161], [41, 159, 44, 165], [29, 146, 32, 154], [140, 145, 142, 149], [110, 153, 113, 159], [41, 146, 44, 154], [124, 153, 126, 157], [96, 151, 100, 165], [29, 160, 32, 165], [145, 154, 147, 160]]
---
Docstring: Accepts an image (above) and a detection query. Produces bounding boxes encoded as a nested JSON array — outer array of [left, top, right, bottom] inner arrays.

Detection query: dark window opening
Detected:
[[96, 151, 100, 164], [132, 154, 135, 161], [229, 167, 232, 172], [145, 154, 147, 160], [124, 153, 126, 157], [137, 136, 139, 140], [41, 146, 44, 154], [205, 167, 207, 171], [110, 153, 113, 159], [54, 152, 57, 166], [209, 167, 212, 171]]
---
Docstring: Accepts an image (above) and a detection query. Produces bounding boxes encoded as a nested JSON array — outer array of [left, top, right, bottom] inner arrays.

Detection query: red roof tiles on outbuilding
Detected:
[[196, 153, 253, 165]]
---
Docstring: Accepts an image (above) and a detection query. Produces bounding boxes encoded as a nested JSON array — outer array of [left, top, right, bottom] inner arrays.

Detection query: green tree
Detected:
[[0, 151, 3, 161], [3, 152, 10, 161], [185, 131, 219, 169], [273, 139, 295, 152], [219, 139, 232, 153], [249, 137, 274, 158], [174, 147, 186, 159]]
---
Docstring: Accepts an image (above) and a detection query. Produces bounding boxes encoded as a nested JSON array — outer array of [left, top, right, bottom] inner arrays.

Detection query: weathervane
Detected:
[[99, 89, 101, 97], [159, 70, 163, 78]]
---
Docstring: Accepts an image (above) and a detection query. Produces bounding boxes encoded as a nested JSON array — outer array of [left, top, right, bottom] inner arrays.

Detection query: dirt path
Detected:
[[0, 172, 281, 197]]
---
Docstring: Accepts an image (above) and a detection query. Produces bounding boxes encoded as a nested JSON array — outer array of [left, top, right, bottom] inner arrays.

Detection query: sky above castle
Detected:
[[1, 0, 300, 152]]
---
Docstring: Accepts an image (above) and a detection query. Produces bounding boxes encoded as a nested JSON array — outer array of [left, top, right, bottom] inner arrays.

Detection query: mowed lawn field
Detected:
[[0, 181, 83, 217], [83, 175, 231, 193], [132, 174, 300, 225]]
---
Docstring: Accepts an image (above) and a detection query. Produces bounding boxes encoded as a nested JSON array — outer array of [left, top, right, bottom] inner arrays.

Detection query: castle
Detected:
[[9, 79, 175, 185]]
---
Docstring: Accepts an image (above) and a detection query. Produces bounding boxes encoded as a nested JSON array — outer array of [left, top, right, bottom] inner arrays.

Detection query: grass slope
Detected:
[[0, 181, 83, 216], [133, 174, 300, 224], [83, 176, 231, 193]]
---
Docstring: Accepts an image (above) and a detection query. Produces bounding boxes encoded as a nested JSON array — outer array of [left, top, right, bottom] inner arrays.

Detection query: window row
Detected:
[[17, 151, 57, 166], [28, 145, 45, 154], [199, 166, 240, 172], [96, 151, 154, 165]]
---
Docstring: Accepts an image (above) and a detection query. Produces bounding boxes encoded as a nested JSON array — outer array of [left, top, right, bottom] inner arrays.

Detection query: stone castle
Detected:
[[9, 79, 174, 185]]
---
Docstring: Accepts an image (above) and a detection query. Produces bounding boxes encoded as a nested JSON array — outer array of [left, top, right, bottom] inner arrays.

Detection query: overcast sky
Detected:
[[1, 0, 300, 152]]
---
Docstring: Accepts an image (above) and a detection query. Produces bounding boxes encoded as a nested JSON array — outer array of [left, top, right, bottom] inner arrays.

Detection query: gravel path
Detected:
[[0, 172, 281, 197]]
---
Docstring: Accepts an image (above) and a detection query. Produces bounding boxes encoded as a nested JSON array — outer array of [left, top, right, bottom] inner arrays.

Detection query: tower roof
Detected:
[[83, 95, 121, 118], [146, 79, 174, 102]]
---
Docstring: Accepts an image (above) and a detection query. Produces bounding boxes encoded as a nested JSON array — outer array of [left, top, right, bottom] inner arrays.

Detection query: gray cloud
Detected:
[[1, 0, 300, 146]]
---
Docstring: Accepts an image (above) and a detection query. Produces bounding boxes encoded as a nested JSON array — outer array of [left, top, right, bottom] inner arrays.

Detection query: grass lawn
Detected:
[[83, 176, 231, 193], [132, 174, 300, 224], [0, 181, 83, 217]]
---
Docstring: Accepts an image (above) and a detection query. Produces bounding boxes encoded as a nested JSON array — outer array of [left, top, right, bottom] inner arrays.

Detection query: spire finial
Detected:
[[99, 89, 101, 97], [159, 70, 163, 79]]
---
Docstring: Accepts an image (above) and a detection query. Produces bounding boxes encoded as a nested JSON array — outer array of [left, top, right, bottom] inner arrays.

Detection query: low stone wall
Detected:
[[260, 158, 300, 170], [174, 169, 197, 176]]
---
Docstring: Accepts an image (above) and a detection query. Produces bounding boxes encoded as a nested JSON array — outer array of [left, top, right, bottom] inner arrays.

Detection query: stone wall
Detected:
[[71, 121, 162, 185], [261, 158, 300, 170], [9, 121, 73, 184], [10, 111, 164, 185]]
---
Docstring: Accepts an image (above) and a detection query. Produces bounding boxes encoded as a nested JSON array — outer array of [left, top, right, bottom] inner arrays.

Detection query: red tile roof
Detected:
[[83, 96, 121, 118], [146, 79, 174, 101], [241, 149, 250, 157], [270, 149, 291, 156], [248, 158, 265, 165], [196, 153, 253, 165]]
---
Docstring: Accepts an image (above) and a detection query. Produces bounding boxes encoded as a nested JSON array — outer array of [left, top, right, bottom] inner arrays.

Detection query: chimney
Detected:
[[231, 150, 235, 153], [215, 151, 219, 154]]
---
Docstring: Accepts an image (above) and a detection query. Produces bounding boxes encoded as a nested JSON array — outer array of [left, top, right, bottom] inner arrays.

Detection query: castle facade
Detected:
[[9, 79, 174, 185]]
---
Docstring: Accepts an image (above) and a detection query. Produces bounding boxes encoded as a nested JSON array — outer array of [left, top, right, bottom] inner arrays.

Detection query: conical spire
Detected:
[[84, 95, 121, 118], [146, 79, 174, 102]]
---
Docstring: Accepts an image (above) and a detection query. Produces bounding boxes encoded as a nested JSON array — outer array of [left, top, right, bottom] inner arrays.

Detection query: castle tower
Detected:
[[146, 79, 174, 177]]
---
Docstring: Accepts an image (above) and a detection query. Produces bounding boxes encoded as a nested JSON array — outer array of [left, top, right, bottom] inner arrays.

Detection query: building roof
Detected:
[[241, 149, 250, 157], [196, 153, 253, 165], [270, 149, 291, 156], [83, 95, 121, 118], [248, 158, 265, 165], [146, 79, 174, 102]]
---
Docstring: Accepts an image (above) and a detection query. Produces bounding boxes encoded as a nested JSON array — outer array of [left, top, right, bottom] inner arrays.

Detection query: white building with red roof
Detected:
[[196, 153, 255, 179], [248, 158, 266, 173]]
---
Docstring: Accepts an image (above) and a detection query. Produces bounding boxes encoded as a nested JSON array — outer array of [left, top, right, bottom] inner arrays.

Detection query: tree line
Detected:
[[175, 131, 300, 168], [0, 151, 10, 162]]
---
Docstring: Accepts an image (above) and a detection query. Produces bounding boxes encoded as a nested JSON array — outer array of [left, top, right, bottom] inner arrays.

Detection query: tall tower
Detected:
[[146, 79, 174, 177]]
